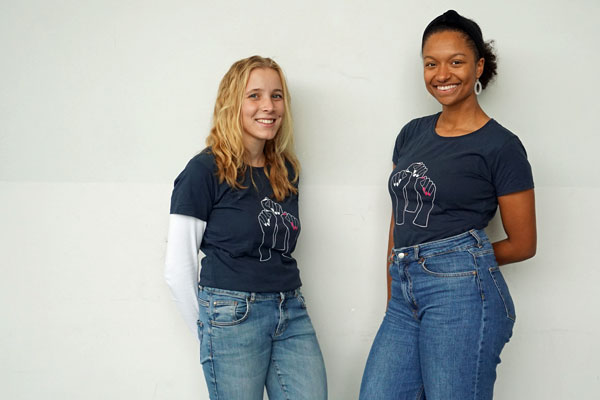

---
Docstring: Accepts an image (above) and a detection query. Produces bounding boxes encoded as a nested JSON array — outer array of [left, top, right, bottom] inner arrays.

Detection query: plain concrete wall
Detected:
[[1, 0, 599, 398]]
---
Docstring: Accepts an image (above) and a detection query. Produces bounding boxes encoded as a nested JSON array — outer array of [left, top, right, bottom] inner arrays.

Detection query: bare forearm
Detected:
[[387, 165, 397, 306], [494, 189, 537, 266], [492, 237, 536, 266], [386, 214, 394, 304]]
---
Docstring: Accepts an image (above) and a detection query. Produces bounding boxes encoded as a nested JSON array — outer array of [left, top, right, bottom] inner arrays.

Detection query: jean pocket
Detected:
[[488, 266, 516, 322], [420, 251, 477, 277], [209, 296, 251, 327]]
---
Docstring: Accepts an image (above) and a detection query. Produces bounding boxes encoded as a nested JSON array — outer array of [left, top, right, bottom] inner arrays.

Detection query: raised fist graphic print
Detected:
[[261, 198, 287, 250], [390, 162, 436, 228], [413, 177, 436, 227], [258, 197, 300, 261], [390, 170, 410, 225], [258, 209, 276, 261], [404, 162, 428, 213], [281, 212, 300, 258]]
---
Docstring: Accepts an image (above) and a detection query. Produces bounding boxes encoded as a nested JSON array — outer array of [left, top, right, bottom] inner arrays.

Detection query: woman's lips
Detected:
[[435, 83, 459, 93], [256, 118, 276, 126]]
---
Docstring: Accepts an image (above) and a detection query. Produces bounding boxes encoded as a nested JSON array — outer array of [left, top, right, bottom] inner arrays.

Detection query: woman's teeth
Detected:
[[437, 84, 458, 91]]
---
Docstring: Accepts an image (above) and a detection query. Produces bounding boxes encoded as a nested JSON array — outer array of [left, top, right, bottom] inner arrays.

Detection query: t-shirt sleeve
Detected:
[[493, 137, 535, 197], [170, 159, 215, 220], [392, 126, 406, 165]]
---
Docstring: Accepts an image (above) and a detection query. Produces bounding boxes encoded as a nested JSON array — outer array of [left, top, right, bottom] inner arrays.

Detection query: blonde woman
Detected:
[[165, 56, 327, 399]]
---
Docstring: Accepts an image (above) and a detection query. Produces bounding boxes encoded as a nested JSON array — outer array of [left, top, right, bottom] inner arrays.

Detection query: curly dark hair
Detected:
[[422, 10, 497, 89]]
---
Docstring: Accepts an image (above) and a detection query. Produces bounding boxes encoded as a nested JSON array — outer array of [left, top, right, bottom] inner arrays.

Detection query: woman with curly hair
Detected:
[[360, 10, 536, 400], [165, 56, 327, 400]]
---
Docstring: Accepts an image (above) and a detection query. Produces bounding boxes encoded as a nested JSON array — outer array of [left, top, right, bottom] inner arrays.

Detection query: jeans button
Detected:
[[397, 252, 405, 259]]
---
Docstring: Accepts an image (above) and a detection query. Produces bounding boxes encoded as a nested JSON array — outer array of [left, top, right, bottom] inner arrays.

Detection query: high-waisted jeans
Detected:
[[197, 286, 327, 400], [359, 229, 515, 400]]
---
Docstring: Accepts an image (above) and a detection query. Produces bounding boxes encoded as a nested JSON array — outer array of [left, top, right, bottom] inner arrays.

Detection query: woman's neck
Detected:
[[242, 138, 266, 167], [437, 100, 490, 137]]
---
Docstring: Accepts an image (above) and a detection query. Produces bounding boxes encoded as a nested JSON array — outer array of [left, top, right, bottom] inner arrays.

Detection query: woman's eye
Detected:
[[248, 93, 258, 99], [272, 94, 283, 99], [451, 60, 463, 65], [425, 62, 436, 68]]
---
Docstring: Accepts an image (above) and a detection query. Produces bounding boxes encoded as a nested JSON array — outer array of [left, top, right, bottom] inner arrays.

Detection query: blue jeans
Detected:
[[360, 230, 515, 400], [197, 286, 327, 400]]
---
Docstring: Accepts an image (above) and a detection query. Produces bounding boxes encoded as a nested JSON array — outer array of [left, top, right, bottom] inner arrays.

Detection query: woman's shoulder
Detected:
[[395, 113, 439, 145], [174, 148, 218, 184], [186, 148, 217, 171], [402, 113, 439, 131], [482, 119, 523, 148]]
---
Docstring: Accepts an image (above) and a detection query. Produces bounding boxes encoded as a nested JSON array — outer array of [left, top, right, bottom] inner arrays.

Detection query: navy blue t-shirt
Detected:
[[390, 113, 534, 248], [170, 150, 302, 292]]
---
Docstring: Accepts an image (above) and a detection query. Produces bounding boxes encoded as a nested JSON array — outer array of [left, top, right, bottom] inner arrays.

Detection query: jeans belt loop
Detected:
[[414, 245, 419, 259], [469, 229, 483, 248]]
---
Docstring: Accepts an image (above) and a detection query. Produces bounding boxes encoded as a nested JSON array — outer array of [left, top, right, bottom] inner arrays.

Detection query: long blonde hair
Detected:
[[206, 56, 300, 201]]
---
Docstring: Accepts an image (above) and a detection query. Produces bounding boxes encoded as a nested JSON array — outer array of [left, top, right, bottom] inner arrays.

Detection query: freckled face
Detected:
[[422, 30, 484, 108], [241, 68, 285, 146]]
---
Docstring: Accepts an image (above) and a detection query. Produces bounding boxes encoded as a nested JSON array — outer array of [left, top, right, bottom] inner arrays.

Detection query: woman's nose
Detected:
[[436, 64, 450, 81], [261, 97, 274, 112]]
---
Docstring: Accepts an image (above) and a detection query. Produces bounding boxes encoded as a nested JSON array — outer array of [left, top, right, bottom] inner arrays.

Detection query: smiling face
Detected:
[[241, 68, 285, 149], [422, 30, 484, 109]]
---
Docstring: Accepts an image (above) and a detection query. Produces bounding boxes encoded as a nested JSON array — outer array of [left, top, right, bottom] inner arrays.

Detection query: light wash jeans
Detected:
[[360, 229, 515, 400], [197, 286, 327, 400]]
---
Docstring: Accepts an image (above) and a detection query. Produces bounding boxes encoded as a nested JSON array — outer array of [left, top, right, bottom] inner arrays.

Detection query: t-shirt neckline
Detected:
[[430, 112, 494, 140]]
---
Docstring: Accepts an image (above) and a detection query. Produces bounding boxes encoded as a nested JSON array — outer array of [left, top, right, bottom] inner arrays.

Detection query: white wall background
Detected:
[[1, 0, 599, 398]]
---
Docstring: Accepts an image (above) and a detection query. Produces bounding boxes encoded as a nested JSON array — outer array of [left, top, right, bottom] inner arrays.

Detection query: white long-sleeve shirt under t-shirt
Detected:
[[164, 214, 206, 336]]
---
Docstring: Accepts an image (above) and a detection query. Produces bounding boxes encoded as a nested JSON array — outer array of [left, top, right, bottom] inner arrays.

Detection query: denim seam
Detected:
[[470, 252, 486, 300], [202, 286, 300, 301], [196, 320, 203, 343], [271, 358, 291, 400], [404, 265, 419, 311], [209, 297, 251, 327], [212, 299, 237, 306], [419, 243, 479, 259], [488, 267, 516, 322], [198, 298, 210, 307], [420, 259, 477, 277], [469, 248, 495, 256], [275, 298, 288, 337], [466, 250, 486, 400], [397, 263, 413, 307], [416, 384, 424, 400], [473, 299, 485, 400], [203, 289, 247, 301], [206, 327, 219, 400]]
